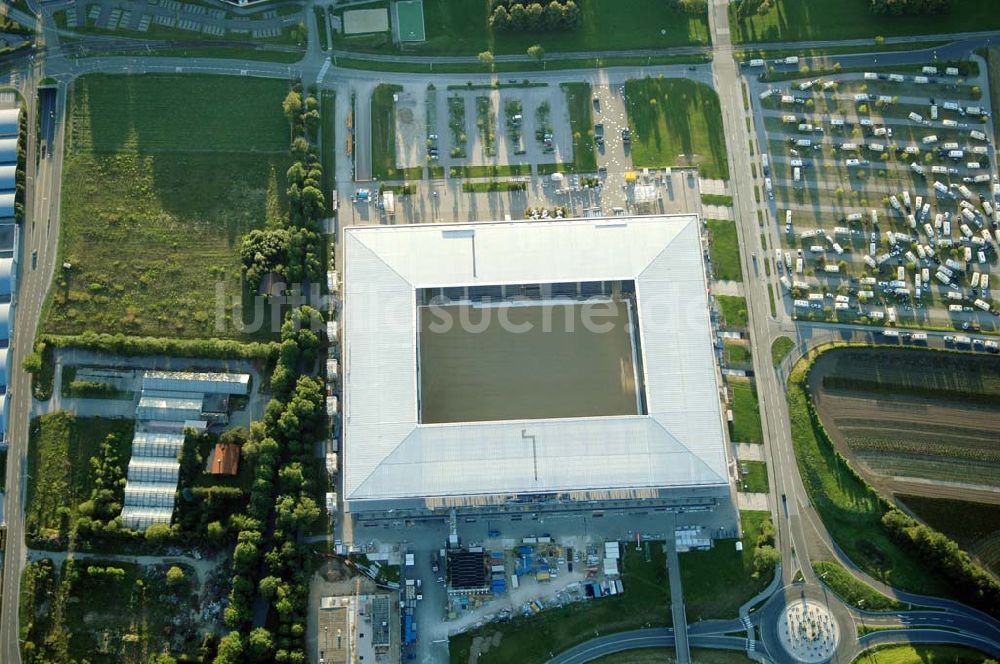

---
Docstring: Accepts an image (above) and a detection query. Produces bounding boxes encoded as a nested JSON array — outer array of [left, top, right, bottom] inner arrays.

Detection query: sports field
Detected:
[[395, 0, 425, 42], [419, 301, 640, 424]]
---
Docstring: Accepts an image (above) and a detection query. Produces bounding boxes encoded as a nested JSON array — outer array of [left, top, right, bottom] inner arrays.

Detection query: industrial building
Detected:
[[318, 594, 396, 664], [341, 216, 737, 526], [120, 370, 250, 529]]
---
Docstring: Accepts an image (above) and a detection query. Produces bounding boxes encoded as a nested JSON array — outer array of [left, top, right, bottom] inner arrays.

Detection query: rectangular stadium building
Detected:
[[342, 215, 737, 524]]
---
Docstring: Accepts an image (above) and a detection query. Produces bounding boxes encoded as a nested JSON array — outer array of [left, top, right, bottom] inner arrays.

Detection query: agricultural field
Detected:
[[897, 494, 1000, 577], [25, 412, 134, 541], [47, 74, 292, 340], [854, 644, 996, 664], [729, 0, 1000, 44], [20, 557, 207, 663], [809, 348, 1000, 491], [624, 78, 729, 180], [341, 0, 709, 55], [449, 542, 670, 664], [755, 63, 1000, 331]]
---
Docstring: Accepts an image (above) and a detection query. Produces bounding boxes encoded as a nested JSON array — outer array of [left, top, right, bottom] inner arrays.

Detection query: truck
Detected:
[[913, 75, 929, 85], [594, 123, 604, 144], [930, 105, 938, 120], [908, 112, 924, 123], [761, 153, 770, 175], [748, 58, 765, 68]]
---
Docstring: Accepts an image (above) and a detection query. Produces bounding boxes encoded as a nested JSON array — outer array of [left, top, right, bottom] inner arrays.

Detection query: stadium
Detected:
[[342, 215, 737, 521]]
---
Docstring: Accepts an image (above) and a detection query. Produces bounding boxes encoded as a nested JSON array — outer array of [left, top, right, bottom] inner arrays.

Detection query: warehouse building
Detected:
[[341, 216, 737, 527]]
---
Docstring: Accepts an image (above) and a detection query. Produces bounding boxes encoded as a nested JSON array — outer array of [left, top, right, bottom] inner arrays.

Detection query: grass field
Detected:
[[21, 558, 201, 662], [728, 378, 763, 445], [46, 74, 291, 340], [370, 0, 709, 55], [371, 83, 406, 180], [771, 336, 795, 367], [723, 340, 751, 368], [592, 649, 752, 664], [561, 82, 597, 173], [854, 644, 995, 664], [729, 0, 1000, 44], [448, 541, 670, 664], [623, 78, 728, 180], [788, 351, 953, 597], [419, 302, 639, 423], [812, 560, 904, 611], [681, 511, 775, 620], [810, 349, 1000, 489], [321, 90, 336, 197], [26, 413, 134, 538], [707, 219, 742, 282], [737, 460, 768, 493], [897, 495, 1000, 577], [716, 295, 748, 329]]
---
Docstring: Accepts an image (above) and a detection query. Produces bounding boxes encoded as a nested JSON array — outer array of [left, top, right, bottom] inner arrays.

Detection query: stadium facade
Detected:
[[342, 215, 737, 523]]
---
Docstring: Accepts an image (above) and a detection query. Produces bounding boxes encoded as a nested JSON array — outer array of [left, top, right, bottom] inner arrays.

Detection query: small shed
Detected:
[[209, 442, 240, 476]]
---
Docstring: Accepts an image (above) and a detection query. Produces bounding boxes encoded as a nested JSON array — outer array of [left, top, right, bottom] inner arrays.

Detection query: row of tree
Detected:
[[15, 107, 26, 222], [869, 0, 953, 15], [214, 305, 328, 664], [489, 0, 581, 32], [882, 509, 1000, 617], [240, 84, 327, 293]]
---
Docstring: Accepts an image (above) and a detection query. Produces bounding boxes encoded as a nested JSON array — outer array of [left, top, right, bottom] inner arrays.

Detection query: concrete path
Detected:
[[664, 519, 691, 664], [733, 442, 765, 461], [737, 492, 770, 511]]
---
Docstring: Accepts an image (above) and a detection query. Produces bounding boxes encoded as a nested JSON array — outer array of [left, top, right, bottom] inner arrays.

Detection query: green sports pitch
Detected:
[[418, 301, 643, 424], [395, 0, 426, 42]]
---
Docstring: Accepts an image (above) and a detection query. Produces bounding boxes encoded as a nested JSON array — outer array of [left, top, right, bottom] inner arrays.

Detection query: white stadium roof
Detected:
[[0, 108, 17, 137], [342, 215, 729, 502]]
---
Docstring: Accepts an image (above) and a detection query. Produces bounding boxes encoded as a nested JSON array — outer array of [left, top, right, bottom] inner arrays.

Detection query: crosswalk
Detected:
[[741, 615, 756, 653]]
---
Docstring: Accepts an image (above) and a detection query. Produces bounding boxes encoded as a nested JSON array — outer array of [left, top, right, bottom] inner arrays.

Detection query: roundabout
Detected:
[[777, 598, 840, 663]]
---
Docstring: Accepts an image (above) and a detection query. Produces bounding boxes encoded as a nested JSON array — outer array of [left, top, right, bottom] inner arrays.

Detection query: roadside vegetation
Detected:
[[770, 335, 794, 367], [593, 649, 753, 664], [788, 346, 1000, 617], [681, 511, 778, 620], [707, 219, 743, 282], [46, 74, 292, 340], [449, 541, 670, 664], [729, 0, 1000, 43], [727, 377, 763, 444], [623, 78, 729, 180], [812, 560, 904, 611]]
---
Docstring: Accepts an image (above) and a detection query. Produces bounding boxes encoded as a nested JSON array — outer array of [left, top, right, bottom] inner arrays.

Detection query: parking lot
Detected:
[[749, 57, 1000, 332]]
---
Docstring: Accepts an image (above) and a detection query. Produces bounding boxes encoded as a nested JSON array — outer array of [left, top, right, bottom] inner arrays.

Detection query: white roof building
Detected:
[[342, 216, 730, 506], [0, 108, 18, 137]]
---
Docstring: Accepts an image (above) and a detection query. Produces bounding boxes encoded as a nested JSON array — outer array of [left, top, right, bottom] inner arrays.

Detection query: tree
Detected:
[[214, 631, 244, 664], [145, 523, 172, 543], [166, 566, 186, 587], [282, 91, 303, 124], [527, 44, 545, 64], [22, 351, 42, 373], [478, 50, 495, 71], [490, 5, 511, 30], [248, 627, 275, 663]]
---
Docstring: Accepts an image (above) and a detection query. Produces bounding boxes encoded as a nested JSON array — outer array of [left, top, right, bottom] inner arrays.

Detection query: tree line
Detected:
[[489, 0, 581, 33], [736, 0, 952, 17], [213, 305, 329, 664], [240, 83, 326, 293]]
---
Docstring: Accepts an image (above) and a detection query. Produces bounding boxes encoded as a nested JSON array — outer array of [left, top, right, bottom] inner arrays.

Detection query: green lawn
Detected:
[[729, 378, 763, 445], [707, 219, 742, 282], [729, 0, 1000, 44], [25, 413, 134, 539], [321, 90, 336, 199], [592, 649, 752, 664], [813, 560, 904, 611], [449, 541, 670, 664], [787, 353, 953, 597], [681, 511, 775, 620], [449, 164, 532, 178], [701, 194, 733, 207], [854, 644, 995, 664], [737, 461, 768, 493], [716, 295, 748, 329], [561, 82, 597, 173], [723, 340, 751, 367], [771, 335, 795, 367], [359, 0, 708, 55], [623, 78, 729, 180], [45, 74, 291, 340], [371, 83, 404, 180]]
